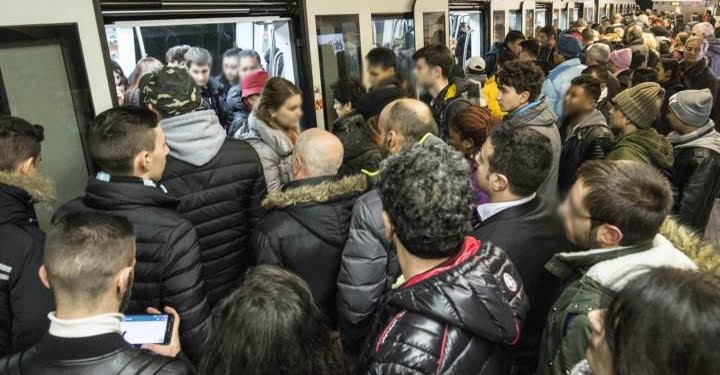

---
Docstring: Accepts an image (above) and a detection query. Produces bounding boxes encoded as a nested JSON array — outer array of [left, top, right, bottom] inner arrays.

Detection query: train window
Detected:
[[493, 11, 506, 43], [535, 6, 549, 28], [372, 14, 415, 88], [316, 14, 362, 128], [560, 9, 568, 30], [423, 12, 446, 46], [0, 24, 95, 227], [553, 9, 560, 29], [508, 10, 522, 32], [524, 9, 535, 37]]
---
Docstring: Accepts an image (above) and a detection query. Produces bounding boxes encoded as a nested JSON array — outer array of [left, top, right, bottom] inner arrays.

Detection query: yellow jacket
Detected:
[[482, 75, 506, 120]]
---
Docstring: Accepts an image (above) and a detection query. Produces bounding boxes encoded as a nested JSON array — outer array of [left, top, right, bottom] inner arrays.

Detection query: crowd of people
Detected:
[[1, 7, 720, 375]]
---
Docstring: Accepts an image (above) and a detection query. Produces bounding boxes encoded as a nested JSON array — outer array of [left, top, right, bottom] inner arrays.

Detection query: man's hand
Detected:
[[142, 306, 182, 358]]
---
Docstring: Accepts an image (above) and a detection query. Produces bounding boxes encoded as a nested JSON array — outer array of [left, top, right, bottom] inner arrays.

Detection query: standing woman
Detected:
[[239, 77, 302, 191], [124, 57, 163, 107]]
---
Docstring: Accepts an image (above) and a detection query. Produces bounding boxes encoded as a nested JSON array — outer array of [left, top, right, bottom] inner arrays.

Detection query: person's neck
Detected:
[[55, 303, 120, 321], [675, 122, 703, 135], [489, 189, 527, 204], [430, 78, 450, 98], [397, 242, 448, 281], [511, 100, 533, 114]]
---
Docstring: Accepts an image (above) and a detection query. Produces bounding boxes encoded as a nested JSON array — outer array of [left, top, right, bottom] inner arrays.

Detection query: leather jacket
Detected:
[[558, 110, 613, 195]]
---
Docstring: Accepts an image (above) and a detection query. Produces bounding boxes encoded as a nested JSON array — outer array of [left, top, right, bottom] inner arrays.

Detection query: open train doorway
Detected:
[[449, 1, 489, 70]]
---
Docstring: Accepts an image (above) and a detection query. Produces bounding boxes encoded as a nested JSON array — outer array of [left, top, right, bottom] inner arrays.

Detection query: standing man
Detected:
[[680, 36, 717, 91], [542, 33, 586, 117], [216, 47, 242, 130], [165, 45, 190, 68], [185, 47, 222, 115], [224, 50, 264, 134], [691, 22, 720, 76], [455, 22, 472, 63], [537, 26, 557, 67]]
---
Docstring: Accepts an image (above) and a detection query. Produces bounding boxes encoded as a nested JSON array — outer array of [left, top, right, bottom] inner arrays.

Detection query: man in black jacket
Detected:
[[185, 47, 222, 117], [680, 37, 717, 91], [0, 116, 54, 357], [667, 89, 720, 234], [254, 129, 365, 326], [367, 141, 529, 375], [52, 107, 210, 361], [0, 212, 193, 375], [142, 65, 267, 308], [471, 124, 570, 375]]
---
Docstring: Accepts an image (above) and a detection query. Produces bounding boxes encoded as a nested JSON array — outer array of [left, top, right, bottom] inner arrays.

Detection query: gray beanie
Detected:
[[669, 88, 713, 128]]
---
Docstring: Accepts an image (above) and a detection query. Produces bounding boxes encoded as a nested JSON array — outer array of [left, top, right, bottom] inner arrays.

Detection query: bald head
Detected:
[[292, 128, 344, 179], [378, 99, 438, 155]]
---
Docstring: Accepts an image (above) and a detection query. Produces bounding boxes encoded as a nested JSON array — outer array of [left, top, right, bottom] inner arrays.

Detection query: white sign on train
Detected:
[[317, 33, 345, 52]]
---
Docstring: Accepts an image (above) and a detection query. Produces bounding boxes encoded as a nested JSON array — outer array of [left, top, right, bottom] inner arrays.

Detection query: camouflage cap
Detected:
[[140, 66, 201, 117]]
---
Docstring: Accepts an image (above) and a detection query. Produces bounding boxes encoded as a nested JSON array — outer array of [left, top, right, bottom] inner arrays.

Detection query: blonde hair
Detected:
[[643, 33, 658, 51]]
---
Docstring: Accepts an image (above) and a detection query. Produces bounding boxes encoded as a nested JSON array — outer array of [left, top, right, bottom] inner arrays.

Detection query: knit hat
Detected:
[[669, 88, 714, 127], [357, 86, 406, 120], [609, 48, 632, 70], [557, 33, 583, 58], [612, 82, 665, 129], [141, 66, 201, 117], [241, 70, 269, 99]]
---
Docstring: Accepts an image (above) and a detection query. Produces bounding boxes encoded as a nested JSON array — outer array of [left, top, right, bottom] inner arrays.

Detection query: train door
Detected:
[[450, 1, 490, 69], [522, 1, 537, 37], [304, 0, 448, 129], [535, 2, 553, 29], [0, 0, 114, 226]]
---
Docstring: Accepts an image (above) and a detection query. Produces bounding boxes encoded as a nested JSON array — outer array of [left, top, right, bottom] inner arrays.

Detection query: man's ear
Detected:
[[39, 265, 51, 289], [521, 91, 531, 104], [291, 154, 302, 176], [15, 157, 36, 175], [597, 224, 624, 247], [116, 266, 133, 295], [492, 173, 509, 192], [382, 211, 394, 241]]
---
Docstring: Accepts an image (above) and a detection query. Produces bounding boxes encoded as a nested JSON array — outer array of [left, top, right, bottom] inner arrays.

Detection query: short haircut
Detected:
[[165, 45, 190, 64], [694, 21, 715, 38], [577, 160, 672, 245], [0, 116, 44, 172], [582, 28, 598, 42], [625, 25, 644, 42], [629, 51, 646, 70], [238, 49, 263, 66], [45, 212, 135, 301], [586, 43, 611, 64], [539, 25, 556, 38], [222, 47, 242, 61], [386, 100, 438, 143], [413, 44, 455, 79], [293, 130, 343, 177], [660, 58, 680, 80], [520, 39, 540, 57], [331, 78, 366, 109], [496, 61, 545, 102], [570, 75, 602, 102], [90, 107, 159, 175], [505, 30, 526, 45], [184, 47, 212, 68], [377, 143, 472, 259], [631, 67, 659, 86], [366, 47, 397, 70], [487, 124, 552, 197]]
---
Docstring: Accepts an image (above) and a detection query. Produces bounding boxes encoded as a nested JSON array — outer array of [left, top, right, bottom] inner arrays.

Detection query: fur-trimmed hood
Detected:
[[262, 174, 368, 209], [0, 171, 55, 202], [660, 217, 720, 277]]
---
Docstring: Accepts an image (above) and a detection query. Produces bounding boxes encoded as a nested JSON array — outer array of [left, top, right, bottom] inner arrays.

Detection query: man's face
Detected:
[[537, 32, 549, 47], [558, 179, 600, 249], [147, 126, 170, 181], [473, 138, 494, 195], [586, 310, 613, 375], [563, 85, 594, 119], [368, 64, 396, 89], [684, 40, 705, 63], [497, 84, 527, 113], [413, 58, 436, 90], [666, 111, 685, 132], [238, 56, 262, 80], [187, 63, 210, 87], [222, 56, 240, 84]]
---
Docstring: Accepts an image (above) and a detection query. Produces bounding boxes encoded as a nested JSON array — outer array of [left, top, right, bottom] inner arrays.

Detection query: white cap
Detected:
[[465, 56, 486, 73]]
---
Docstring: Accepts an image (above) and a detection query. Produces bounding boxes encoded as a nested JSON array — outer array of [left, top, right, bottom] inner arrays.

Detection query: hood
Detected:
[[0, 172, 55, 226], [568, 109, 608, 137], [505, 99, 557, 128], [83, 178, 178, 212], [0, 171, 55, 202], [161, 109, 226, 167], [670, 122, 720, 154], [238, 112, 294, 158], [389, 237, 528, 345], [707, 38, 720, 54], [615, 128, 674, 170], [660, 217, 720, 277], [263, 175, 366, 246]]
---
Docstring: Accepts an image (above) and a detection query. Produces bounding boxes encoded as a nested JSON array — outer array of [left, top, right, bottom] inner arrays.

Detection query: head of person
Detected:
[[560, 160, 672, 249], [642, 33, 659, 53], [624, 25, 644, 44], [238, 50, 263, 80], [582, 28, 598, 46], [496, 60, 545, 113], [412, 44, 454, 91], [585, 43, 611, 66], [0, 116, 45, 177], [518, 39, 540, 61], [538, 25, 557, 48], [465, 56, 486, 76], [221, 47, 242, 84], [291, 129, 343, 180], [448, 106, 495, 158], [630, 67, 659, 86], [126, 57, 163, 93], [613, 13, 623, 24], [378, 142, 472, 263], [331, 78, 365, 119], [608, 48, 632, 73], [692, 21, 715, 38], [554, 33, 584, 65], [586, 268, 720, 375], [356, 87, 406, 146], [90, 107, 168, 182], [366, 47, 398, 89], [241, 69, 270, 110], [165, 44, 190, 67], [141, 66, 201, 119], [459, 22, 469, 33], [474, 124, 552, 201], [684, 36, 708, 64], [610, 82, 664, 133], [199, 265, 345, 375], [40, 212, 135, 317], [504, 30, 527, 55], [255, 77, 303, 131], [377, 98, 438, 157], [184, 47, 212, 88], [666, 88, 714, 134], [582, 65, 612, 99], [657, 58, 680, 83], [111, 60, 128, 91], [564, 75, 602, 119]]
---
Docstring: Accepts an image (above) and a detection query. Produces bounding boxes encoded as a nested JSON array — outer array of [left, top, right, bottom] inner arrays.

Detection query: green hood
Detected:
[[608, 128, 674, 171]]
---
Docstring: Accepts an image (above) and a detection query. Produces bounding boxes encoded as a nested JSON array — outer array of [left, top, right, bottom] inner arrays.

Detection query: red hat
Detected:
[[241, 70, 270, 99]]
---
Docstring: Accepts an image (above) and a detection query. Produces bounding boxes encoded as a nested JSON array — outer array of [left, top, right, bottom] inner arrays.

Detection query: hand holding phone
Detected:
[[121, 313, 173, 345], [141, 306, 182, 358]]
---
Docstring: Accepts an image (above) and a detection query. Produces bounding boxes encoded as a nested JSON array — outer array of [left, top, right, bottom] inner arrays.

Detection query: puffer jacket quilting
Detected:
[[236, 112, 294, 192]]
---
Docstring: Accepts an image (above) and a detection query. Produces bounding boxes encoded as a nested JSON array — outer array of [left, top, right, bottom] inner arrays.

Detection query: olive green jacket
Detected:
[[606, 128, 674, 173]]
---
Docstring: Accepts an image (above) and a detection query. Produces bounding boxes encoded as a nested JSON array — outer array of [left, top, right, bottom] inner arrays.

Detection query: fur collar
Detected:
[[660, 217, 720, 277], [0, 171, 55, 202], [262, 174, 367, 209]]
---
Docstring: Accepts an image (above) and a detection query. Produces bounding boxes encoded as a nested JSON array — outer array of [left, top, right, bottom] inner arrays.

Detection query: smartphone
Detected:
[[120, 314, 173, 346]]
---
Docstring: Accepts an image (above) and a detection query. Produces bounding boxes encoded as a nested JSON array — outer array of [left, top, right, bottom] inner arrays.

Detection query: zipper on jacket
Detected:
[[375, 311, 406, 352], [435, 324, 449, 374]]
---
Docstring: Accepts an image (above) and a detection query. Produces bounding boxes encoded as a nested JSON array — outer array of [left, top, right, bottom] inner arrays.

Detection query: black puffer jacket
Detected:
[[332, 112, 382, 176], [253, 175, 366, 326], [558, 110, 613, 195], [161, 111, 267, 308], [0, 173, 54, 357], [366, 237, 529, 375], [680, 58, 717, 91], [430, 78, 478, 140], [52, 177, 210, 361]]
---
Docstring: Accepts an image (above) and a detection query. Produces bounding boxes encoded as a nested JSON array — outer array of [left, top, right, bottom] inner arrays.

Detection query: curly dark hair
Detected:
[[331, 78, 366, 109], [496, 61, 546, 102], [377, 142, 472, 259], [0, 115, 44, 172], [487, 124, 552, 197]]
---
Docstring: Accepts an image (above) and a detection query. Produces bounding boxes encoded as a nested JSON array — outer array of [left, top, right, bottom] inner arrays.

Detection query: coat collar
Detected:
[[261, 174, 368, 209], [0, 171, 55, 202]]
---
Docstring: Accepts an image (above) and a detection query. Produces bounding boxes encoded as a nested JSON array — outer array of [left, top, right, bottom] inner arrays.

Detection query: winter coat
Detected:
[[705, 38, 720, 77], [504, 99, 562, 203], [52, 177, 210, 361], [596, 98, 612, 128], [213, 75, 232, 129], [607, 128, 674, 176], [236, 112, 294, 192], [254, 175, 366, 326], [430, 78, 479, 140], [541, 58, 587, 117], [626, 37, 649, 65], [483, 75, 507, 120], [0, 173, 54, 357], [471, 197, 570, 375], [538, 46, 556, 67], [537, 224, 699, 375], [680, 58, 717, 91], [161, 110, 267, 308], [669, 122, 720, 234], [225, 84, 252, 137], [558, 110, 613, 195], [657, 78, 685, 135], [199, 78, 222, 118], [332, 112, 382, 176], [366, 236, 529, 375], [455, 31, 471, 61], [485, 42, 512, 77]]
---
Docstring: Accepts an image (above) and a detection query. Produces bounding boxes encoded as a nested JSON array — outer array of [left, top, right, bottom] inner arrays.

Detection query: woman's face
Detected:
[[586, 309, 614, 375], [333, 99, 352, 118], [273, 93, 303, 129], [113, 69, 125, 89]]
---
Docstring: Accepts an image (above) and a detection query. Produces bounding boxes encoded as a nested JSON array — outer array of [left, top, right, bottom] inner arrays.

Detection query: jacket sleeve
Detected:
[[161, 221, 211, 362], [677, 154, 720, 231], [254, 143, 283, 192], [252, 226, 283, 267], [585, 129, 613, 160], [248, 152, 268, 230], [551, 314, 593, 375], [542, 78, 559, 117]]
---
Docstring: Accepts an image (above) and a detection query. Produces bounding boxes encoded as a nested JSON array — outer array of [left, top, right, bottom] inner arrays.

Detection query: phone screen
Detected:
[[121, 314, 171, 345]]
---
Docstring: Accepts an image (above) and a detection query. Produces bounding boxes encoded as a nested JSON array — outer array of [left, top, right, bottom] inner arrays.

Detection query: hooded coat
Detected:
[[332, 112, 382, 176], [253, 175, 366, 326], [366, 237, 529, 375], [607, 127, 674, 176], [558, 110, 613, 195], [705, 38, 720, 77], [0, 173, 55, 357], [236, 112, 294, 192], [161, 109, 267, 308], [541, 58, 587, 117]]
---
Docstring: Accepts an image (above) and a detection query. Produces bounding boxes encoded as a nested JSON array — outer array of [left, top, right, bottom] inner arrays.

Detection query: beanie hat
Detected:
[[241, 70, 270, 99], [612, 82, 664, 129], [357, 86, 406, 120], [557, 33, 583, 58], [669, 88, 713, 127], [609, 48, 632, 70], [141, 66, 201, 117]]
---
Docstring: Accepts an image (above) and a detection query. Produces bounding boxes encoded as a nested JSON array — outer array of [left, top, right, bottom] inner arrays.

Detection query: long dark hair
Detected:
[[604, 267, 720, 375], [199, 266, 346, 375]]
